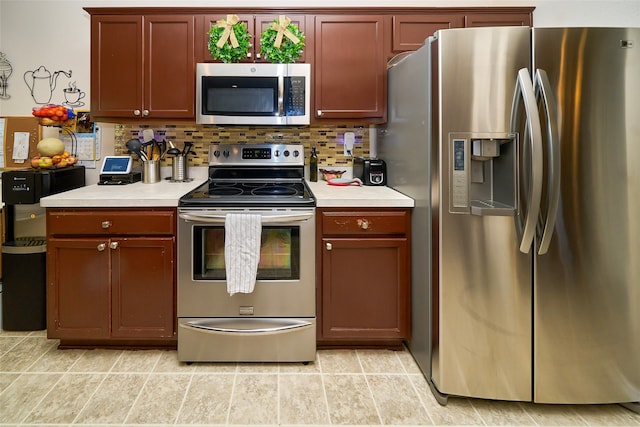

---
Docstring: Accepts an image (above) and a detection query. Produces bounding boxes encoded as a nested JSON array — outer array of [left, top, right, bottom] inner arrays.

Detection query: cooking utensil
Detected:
[[142, 129, 156, 159], [167, 148, 181, 156], [125, 138, 146, 161], [182, 142, 193, 155]]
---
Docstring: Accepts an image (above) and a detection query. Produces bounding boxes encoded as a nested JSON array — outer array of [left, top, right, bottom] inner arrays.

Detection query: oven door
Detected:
[[177, 208, 315, 318]]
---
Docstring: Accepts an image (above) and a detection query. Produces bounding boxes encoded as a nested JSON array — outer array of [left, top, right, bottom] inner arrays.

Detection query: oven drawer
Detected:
[[177, 317, 316, 362], [47, 208, 176, 236], [321, 210, 409, 235]]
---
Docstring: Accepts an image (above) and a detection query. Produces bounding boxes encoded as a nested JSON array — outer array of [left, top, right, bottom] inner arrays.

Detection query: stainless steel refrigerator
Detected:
[[379, 26, 640, 409]]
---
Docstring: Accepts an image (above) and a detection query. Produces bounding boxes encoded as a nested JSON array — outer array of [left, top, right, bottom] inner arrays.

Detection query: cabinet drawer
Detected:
[[321, 210, 409, 235], [47, 209, 176, 236]]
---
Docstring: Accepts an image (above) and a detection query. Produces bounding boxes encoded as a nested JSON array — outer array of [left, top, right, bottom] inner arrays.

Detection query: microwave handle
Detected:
[[278, 75, 284, 116]]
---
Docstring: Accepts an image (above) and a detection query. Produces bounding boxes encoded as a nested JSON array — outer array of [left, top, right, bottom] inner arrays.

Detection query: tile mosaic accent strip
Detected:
[[114, 124, 371, 167]]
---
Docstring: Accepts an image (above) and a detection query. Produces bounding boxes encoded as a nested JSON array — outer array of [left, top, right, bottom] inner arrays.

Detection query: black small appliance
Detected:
[[353, 157, 387, 186], [99, 169, 142, 185], [2, 166, 85, 330]]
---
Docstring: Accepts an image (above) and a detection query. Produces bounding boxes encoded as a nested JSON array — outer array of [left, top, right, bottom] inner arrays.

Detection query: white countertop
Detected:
[[308, 181, 414, 208], [40, 179, 207, 208], [39, 176, 414, 209]]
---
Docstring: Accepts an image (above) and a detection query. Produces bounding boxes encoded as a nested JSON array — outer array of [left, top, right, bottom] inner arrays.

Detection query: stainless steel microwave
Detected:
[[196, 63, 311, 125]]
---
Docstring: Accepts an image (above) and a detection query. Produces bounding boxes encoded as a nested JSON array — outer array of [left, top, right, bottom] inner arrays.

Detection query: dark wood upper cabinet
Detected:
[[390, 14, 464, 55], [465, 12, 532, 28], [90, 14, 195, 120], [313, 15, 386, 122]]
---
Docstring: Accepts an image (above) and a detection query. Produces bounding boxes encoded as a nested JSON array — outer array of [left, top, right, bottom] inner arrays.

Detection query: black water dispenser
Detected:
[[1, 166, 85, 330]]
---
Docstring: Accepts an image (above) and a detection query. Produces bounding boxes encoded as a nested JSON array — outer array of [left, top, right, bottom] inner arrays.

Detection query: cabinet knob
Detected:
[[109, 241, 119, 250], [101, 221, 111, 229], [97, 243, 106, 251], [325, 242, 332, 251], [317, 110, 323, 117], [142, 109, 149, 116], [247, 52, 252, 58], [256, 53, 261, 59], [134, 109, 141, 116], [357, 219, 369, 230]]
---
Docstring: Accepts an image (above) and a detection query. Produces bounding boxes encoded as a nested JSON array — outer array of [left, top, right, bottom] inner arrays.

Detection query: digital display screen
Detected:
[[101, 156, 132, 174], [242, 148, 271, 159], [453, 140, 465, 171]]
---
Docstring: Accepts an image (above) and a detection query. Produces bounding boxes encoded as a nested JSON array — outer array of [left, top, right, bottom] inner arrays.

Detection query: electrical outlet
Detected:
[[344, 132, 355, 156]]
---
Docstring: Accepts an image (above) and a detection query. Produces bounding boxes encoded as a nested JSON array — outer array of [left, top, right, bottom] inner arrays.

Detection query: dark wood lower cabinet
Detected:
[[317, 208, 411, 348], [46, 208, 176, 348]]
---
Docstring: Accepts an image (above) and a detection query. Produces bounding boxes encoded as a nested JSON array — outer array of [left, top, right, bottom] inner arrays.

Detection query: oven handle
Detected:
[[178, 212, 314, 224], [185, 319, 312, 333]]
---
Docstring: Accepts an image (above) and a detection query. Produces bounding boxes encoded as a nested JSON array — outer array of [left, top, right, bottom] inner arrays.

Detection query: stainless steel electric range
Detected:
[[177, 143, 316, 363]]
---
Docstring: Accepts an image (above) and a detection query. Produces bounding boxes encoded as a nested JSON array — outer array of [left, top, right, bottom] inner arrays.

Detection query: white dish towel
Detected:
[[224, 213, 262, 296]]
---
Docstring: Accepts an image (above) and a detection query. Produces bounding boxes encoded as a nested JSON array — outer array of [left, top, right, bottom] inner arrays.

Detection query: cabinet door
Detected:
[[111, 237, 175, 338], [90, 15, 143, 118], [255, 14, 306, 62], [321, 237, 409, 339], [47, 238, 111, 339], [314, 15, 386, 120], [465, 13, 532, 27], [390, 14, 464, 55], [198, 14, 255, 62], [144, 15, 195, 119]]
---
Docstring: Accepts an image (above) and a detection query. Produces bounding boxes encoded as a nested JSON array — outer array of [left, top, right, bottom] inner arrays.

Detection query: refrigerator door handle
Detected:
[[510, 68, 544, 254], [534, 69, 561, 255]]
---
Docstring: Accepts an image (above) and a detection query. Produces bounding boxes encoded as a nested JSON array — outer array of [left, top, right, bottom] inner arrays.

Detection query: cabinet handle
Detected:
[[97, 243, 106, 251], [357, 219, 369, 230], [101, 221, 111, 229], [142, 109, 149, 116], [134, 109, 141, 116], [325, 242, 332, 251], [109, 241, 119, 250]]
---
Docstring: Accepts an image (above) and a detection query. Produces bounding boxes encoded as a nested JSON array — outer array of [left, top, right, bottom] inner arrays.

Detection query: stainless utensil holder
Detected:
[[171, 155, 188, 182], [143, 160, 161, 184]]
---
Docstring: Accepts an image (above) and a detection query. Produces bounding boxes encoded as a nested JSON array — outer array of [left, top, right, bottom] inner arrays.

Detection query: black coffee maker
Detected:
[[353, 157, 387, 186]]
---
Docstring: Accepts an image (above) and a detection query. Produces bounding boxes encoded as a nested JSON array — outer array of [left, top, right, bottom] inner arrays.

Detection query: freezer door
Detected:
[[432, 26, 533, 401], [533, 27, 640, 405]]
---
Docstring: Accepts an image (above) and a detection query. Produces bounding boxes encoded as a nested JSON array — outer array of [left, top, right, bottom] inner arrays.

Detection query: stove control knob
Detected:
[[223, 150, 230, 157], [284, 150, 290, 157], [213, 150, 220, 158], [274, 150, 281, 157], [293, 150, 300, 157]]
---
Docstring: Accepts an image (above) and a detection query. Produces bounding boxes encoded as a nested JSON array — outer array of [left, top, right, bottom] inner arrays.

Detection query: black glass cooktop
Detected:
[[179, 180, 316, 207]]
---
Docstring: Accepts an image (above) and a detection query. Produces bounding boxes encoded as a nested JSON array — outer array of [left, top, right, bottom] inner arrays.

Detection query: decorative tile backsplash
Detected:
[[114, 124, 371, 167]]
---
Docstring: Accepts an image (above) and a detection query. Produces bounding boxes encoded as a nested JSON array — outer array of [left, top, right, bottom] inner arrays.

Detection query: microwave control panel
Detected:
[[284, 77, 306, 116]]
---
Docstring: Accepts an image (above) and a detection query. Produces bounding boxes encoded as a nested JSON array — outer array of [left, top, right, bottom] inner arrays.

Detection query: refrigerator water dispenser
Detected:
[[449, 133, 517, 216]]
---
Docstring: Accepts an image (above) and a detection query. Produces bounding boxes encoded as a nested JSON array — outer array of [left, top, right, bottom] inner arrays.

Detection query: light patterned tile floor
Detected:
[[0, 330, 639, 426]]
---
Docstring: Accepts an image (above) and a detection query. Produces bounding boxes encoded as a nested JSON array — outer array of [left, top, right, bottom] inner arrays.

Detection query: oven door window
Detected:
[[202, 76, 278, 116], [193, 225, 300, 280]]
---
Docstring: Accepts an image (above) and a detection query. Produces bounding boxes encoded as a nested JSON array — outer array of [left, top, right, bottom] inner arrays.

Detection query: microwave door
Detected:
[[195, 63, 310, 125]]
